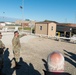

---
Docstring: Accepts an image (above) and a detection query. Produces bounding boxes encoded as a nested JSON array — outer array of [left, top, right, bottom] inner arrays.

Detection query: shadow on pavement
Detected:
[[64, 49, 76, 68], [42, 59, 48, 71], [15, 57, 41, 75], [1, 48, 41, 75], [2, 48, 13, 75]]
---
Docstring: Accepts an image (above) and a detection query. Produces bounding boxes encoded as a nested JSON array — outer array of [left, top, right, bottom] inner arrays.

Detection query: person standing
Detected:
[[0, 32, 5, 49], [0, 32, 5, 69], [12, 31, 21, 67]]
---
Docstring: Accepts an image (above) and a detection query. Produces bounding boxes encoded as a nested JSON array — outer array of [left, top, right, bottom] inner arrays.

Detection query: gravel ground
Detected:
[[1, 32, 76, 75]]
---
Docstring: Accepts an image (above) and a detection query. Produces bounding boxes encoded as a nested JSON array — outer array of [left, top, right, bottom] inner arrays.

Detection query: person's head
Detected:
[[0, 32, 2, 39], [14, 31, 19, 37], [47, 51, 64, 72]]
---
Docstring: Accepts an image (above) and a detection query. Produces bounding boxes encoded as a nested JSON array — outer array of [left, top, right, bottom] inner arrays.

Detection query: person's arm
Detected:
[[1, 41, 5, 49], [19, 34, 27, 38]]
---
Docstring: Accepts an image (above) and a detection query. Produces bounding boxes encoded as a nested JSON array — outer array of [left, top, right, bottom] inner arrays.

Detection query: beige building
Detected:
[[15, 20, 36, 27], [35, 22, 56, 37]]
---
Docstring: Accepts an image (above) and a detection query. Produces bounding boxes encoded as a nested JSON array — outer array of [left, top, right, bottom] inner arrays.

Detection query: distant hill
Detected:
[[0, 16, 20, 22]]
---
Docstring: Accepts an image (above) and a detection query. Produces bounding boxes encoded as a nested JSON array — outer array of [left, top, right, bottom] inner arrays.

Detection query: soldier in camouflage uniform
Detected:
[[0, 32, 5, 68], [12, 31, 21, 67]]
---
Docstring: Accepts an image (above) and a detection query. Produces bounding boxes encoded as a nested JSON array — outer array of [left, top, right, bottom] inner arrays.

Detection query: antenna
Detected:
[[20, 0, 24, 32]]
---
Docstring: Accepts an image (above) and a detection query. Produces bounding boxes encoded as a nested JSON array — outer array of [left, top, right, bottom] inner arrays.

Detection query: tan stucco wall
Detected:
[[48, 23, 56, 37], [35, 22, 56, 37], [15, 20, 36, 26], [35, 23, 48, 35], [15, 20, 29, 25]]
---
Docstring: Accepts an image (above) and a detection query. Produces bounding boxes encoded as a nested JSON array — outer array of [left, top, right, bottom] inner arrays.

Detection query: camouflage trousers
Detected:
[[13, 49, 20, 63]]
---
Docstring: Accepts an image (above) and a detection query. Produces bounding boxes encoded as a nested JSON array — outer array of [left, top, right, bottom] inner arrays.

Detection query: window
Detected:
[[51, 26, 53, 30], [40, 26, 42, 30]]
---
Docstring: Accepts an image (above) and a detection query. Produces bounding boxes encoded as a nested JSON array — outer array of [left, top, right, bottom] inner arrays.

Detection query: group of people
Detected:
[[0, 31, 71, 75], [0, 31, 23, 69]]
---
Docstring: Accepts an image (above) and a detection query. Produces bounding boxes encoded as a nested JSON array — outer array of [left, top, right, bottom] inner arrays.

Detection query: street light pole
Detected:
[[20, 0, 24, 32]]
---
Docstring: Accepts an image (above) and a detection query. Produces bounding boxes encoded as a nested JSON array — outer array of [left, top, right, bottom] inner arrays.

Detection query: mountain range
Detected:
[[0, 16, 20, 22]]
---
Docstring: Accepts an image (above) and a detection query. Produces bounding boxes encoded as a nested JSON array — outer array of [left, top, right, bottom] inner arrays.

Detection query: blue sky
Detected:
[[0, 0, 76, 23]]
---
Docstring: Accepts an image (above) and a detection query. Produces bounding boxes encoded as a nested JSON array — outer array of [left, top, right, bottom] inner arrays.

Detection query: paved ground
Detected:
[[1, 32, 76, 75]]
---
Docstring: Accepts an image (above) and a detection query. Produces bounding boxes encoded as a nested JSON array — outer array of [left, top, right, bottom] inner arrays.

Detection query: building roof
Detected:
[[57, 23, 76, 27], [35, 21, 76, 28], [36, 21, 58, 24]]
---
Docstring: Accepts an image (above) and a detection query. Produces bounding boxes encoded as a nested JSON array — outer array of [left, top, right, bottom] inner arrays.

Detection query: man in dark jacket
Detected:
[[43, 51, 71, 75], [43, 70, 71, 75]]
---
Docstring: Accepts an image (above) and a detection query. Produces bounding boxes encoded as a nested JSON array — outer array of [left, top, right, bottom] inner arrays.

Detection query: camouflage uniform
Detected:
[[0, 40, 5, 48], [12, 36, 21, 63]]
